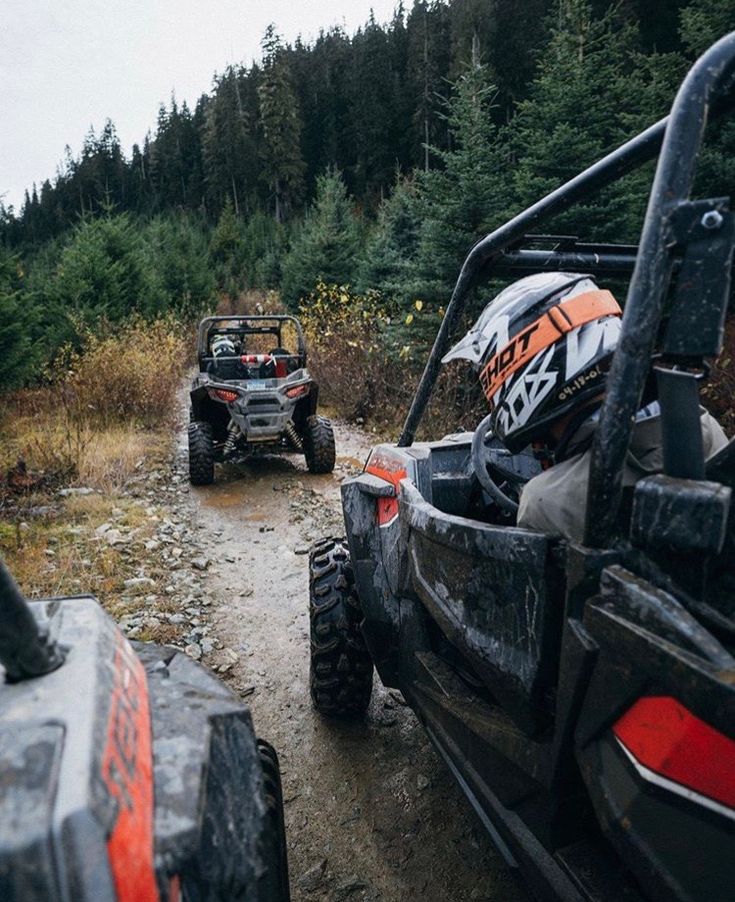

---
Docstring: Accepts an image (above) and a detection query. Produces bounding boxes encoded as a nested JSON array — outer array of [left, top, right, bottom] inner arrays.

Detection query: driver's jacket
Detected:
[[517, 406, 728, 542]]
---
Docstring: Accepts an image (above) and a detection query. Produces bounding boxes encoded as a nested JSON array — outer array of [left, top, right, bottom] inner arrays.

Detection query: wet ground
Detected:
[[178, 422, 529, 902]]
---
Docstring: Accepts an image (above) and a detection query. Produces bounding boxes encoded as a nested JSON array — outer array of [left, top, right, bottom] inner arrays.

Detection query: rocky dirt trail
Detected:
[[159, 418, 528, 902]]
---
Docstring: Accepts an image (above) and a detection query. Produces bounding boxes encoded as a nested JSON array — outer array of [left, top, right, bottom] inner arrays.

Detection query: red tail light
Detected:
[[285, 384, 309, 399], [613, 696, 735, 816], [214, 389, 239, 403]]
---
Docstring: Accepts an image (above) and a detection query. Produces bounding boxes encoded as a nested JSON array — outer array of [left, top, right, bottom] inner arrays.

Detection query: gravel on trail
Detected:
[[139, 419, 529, 902]]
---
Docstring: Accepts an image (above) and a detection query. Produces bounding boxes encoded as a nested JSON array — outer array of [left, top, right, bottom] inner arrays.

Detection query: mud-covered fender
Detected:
[[342, 476, 401, 686], [361, 446, 420, 597], [341, 445, 420, 686], [190, 382, 211, 420]]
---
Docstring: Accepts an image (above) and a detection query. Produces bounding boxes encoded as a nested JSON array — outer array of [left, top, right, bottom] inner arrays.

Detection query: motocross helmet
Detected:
[[211, 334, 237, 358], [443, 272, 622, 452]]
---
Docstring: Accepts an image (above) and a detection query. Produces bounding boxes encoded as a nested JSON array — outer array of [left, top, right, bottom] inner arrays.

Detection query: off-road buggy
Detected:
[[188, 315, 335, 485], [309, 34, 735, 902], [0, 559, 290, 900]]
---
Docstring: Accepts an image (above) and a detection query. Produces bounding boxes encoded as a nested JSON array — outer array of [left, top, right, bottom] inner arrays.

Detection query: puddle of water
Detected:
[[199, 490, 243, 509]]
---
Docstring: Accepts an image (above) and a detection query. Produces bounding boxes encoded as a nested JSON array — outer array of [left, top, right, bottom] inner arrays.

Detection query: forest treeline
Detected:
[[1, 0, 734, 394]]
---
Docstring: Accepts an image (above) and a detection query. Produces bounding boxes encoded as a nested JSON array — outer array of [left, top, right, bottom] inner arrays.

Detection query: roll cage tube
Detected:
[[197, 315, 307, 364], [0, 558, 65, 681], [397, 33, 735, 454], [585, 32, 735, 546], [396, 117, 668, 448]]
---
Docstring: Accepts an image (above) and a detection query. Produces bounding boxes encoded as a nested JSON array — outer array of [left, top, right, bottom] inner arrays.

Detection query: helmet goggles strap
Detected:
[[480, 290, 621, 404]]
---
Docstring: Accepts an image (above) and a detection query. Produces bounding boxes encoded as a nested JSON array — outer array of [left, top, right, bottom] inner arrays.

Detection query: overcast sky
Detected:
[[1, 0, 399, 211]]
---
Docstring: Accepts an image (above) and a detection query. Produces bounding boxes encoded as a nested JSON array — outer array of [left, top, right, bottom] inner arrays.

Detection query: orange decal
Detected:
[[480, 289, 620, 402], [376, 496, 400, 525], [366, 451, 407, 526], [102, 633, 159, 902]]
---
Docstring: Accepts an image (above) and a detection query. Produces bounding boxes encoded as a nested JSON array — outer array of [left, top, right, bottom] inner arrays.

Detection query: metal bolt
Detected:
[[701, 210, 724, 230]]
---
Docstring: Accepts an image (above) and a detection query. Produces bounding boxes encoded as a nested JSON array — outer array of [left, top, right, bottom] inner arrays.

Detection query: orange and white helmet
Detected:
[[443, 273, 622, 451]]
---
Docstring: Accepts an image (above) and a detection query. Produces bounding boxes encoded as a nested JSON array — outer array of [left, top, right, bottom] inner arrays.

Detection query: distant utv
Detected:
[[188, 314, 335, 484]]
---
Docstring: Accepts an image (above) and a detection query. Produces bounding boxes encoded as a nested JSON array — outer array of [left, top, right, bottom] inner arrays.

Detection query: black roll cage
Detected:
[[398, 32, 735, 548], [196, 315, 307, 367]]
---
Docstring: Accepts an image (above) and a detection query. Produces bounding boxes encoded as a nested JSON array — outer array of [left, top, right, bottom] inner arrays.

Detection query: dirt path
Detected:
[[174, 421, 528, 902]]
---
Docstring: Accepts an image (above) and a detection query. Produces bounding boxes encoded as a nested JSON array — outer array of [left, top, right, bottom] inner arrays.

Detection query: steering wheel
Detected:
[[471, 413, 541, 515]]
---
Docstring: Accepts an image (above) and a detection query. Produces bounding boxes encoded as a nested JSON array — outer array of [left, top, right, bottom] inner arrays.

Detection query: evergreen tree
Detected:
[[290, 28, 354, 194], [209, 198, 245, 295], [510, 0, 664, 240], [448, 0, 550, 120], [680, 0, 735, 55], [202, 66, 257, 216], [681, 0, 735, 202], [357, 175, 421, 303], [484, 0, 550, 118], [0, 248, 31, 389], [128, 141, 151, 214], [348, 11, 411, 199], [258, 26, 305, 222], [406, 1, 453, 171], [281, 168, 361, 305], [96, 119, 126, 208], [144, 214, 215, 315], [50, 212, 164, 326], [241, 210, 287, 289], [411, 55, 505, 302]]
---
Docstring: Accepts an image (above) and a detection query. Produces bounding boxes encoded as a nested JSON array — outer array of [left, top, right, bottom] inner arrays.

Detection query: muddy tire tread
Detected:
[[309, 537, 373, 716], [256, 739, 291, 901], [188, 420, 215, 485], [303, 415, 336, 474]]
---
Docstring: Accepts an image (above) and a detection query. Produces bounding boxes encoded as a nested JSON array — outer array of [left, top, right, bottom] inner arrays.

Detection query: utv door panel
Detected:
[[400, 481, 563, 733]]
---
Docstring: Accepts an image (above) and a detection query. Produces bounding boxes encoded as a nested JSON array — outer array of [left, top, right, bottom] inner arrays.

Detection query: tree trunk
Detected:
[[231, 174, 240, 217], [424, 16, 430, 172]]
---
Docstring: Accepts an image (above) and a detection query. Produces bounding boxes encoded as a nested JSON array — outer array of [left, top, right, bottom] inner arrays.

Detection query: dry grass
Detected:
[[4, 420, 159, 493], [0, 410, 172, 613], [0, 494, 162, 612], [63, 316, 189, 428], [0, 315, 185, 623], [0, 391, 171, 493], [1, 316, 186, 490]]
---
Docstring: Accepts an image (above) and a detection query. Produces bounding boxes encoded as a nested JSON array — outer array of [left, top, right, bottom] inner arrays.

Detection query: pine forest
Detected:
[[1, 0, 734, 428]]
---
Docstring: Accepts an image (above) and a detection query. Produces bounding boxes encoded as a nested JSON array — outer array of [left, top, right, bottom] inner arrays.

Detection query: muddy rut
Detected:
[[176, 421, 528, 902]]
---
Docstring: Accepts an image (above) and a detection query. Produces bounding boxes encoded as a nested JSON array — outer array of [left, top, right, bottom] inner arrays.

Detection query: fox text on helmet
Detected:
[[444, 273, 622, 451]]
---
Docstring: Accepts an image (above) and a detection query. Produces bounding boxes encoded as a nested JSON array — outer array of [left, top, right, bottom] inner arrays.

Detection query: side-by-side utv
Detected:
[[0, 561, 290, 900], [189, 315, 335, 485], [309, 34, 735, 902]]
